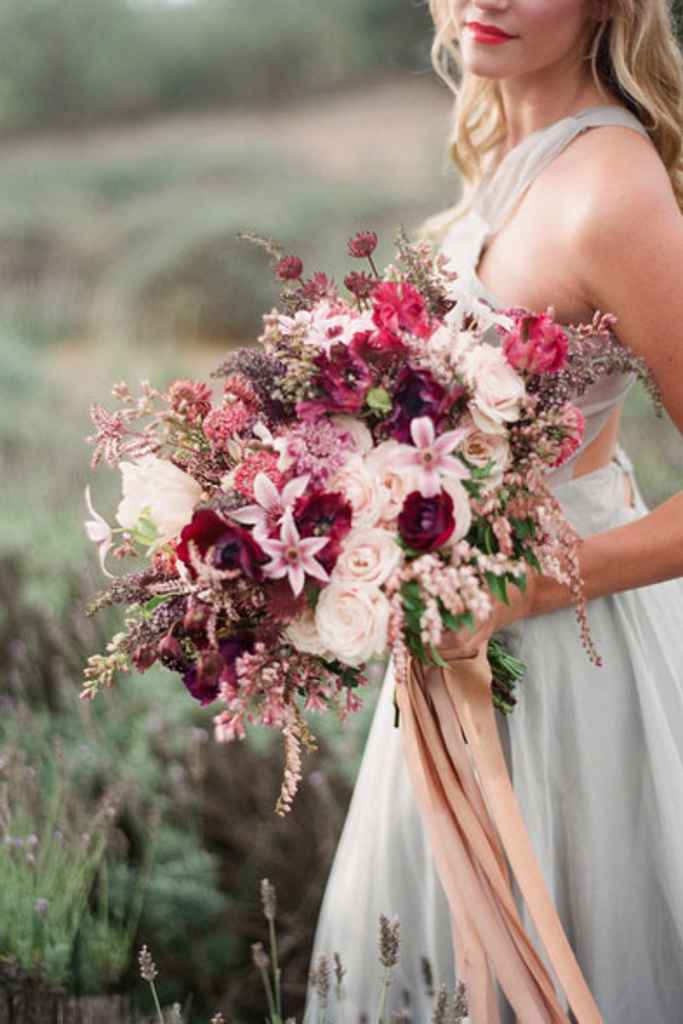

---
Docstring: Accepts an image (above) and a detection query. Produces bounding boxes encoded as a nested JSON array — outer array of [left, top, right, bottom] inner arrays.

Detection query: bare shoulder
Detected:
[[558, 124, 682, 248]]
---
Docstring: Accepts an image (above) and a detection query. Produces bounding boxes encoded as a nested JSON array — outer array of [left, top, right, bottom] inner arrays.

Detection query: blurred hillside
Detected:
[[0, 0, 433, 134]]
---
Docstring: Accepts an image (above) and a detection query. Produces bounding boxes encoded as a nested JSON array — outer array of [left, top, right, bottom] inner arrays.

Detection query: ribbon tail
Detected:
[[441, 648, 603, 1023], [397, 670, 568, 1023]]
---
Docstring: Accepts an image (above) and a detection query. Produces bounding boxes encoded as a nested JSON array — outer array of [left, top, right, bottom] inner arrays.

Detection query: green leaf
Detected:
[[142, 595, 173, 615], [438, 601, 475, 634], [462, 478, 483, 499], [485, 570, 509, 606], [510, 516, 535, 541], [469, 459, 496, 481], [521, 547, 542, 572], [366, 387, 392, 415], [401, 580, 424, 613], [512, 572, 527, 594], [429, 644, 449, 669]]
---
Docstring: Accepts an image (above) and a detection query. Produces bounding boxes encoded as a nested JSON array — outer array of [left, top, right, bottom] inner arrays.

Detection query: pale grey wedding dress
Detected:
[[306, 106, 683, 1023]]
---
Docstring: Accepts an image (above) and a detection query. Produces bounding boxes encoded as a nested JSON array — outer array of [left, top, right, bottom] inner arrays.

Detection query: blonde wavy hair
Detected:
[[419, 0, 683, 243]]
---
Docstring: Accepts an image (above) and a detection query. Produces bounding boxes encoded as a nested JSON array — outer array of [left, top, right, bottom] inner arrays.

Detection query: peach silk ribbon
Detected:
[[395, 648, 603, 1024]]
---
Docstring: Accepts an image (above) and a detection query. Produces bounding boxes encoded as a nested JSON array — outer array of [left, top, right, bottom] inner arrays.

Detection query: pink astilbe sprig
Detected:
[[167, 379, 213, 424], [282, 418, 354, 487]]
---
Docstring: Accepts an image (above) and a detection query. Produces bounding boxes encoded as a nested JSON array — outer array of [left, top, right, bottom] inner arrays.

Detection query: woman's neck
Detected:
[[497, 68, 617, 155]]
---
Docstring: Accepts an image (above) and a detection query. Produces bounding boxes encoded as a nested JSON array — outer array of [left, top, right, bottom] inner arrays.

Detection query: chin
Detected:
[[461, 50, 518, 80]]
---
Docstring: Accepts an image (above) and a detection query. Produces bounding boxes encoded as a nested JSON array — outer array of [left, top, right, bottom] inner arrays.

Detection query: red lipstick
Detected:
[[465, 21, 517, 45]]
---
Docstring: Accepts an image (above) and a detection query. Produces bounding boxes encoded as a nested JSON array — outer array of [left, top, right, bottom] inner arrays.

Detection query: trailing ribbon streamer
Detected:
[[395, 648, 603, 1024]]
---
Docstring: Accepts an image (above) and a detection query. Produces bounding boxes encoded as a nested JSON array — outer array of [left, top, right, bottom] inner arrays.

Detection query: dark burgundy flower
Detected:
[[293, 491, 353, 573], [371, 281, 431, 339], [182, 651, 223, 705], [218, 632, 256, 686], [182, 632, 255, 706], [133, 644, 158, 672], [275, 255, 304, 281], [350, 327, 406, 365], [157, 633, 189, 673], [398, 490, 455, 553], [344, 271, 375, 300], [177, 509, 267, 580], [385, 367, 447, 442], [347, 230, 378, 258], [297, 343, 374, 418]]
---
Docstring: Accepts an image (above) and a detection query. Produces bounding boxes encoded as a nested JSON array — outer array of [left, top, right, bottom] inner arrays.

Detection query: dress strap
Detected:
[[475, 105, 650, 234]]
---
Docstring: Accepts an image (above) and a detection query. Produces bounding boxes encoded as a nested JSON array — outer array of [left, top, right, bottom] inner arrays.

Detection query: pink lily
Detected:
[[392, 416, 469, 498], [84, 486, 115, 577], [230, 472, 309, 540], [259, 509, 330, 597]]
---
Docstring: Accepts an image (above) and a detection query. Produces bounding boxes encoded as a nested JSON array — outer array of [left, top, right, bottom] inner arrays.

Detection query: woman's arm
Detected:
[[440, 130, 683, 659]]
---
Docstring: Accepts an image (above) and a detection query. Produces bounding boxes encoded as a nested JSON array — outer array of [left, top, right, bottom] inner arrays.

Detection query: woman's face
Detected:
[[447, 0, 597, 81]]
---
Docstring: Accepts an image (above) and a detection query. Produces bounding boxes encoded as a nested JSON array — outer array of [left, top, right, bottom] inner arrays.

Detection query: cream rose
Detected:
[[315, 582, 390, 666], [460, 415, 510, 491], [116, 454, 203, 547], [330, 415, 373, 454], [329, 453, 384, 529], [442, 477, 473, 543], [364, 440, 418, 524], [285, 608, 331, 658], [463, 344, 526, 431], [333, 528, 401, 587]]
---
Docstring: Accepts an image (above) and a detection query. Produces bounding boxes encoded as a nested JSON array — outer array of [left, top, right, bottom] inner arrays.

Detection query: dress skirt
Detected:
[[305, 455, 683, 1023]]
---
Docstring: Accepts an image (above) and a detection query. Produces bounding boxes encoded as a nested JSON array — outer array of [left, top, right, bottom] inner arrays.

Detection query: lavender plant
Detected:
[[137, 877, 469, 1024], [0, 745, 137, 988]]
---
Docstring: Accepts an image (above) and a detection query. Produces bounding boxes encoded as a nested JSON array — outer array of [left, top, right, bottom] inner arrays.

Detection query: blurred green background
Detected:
[[1, 1, 682, 1021]]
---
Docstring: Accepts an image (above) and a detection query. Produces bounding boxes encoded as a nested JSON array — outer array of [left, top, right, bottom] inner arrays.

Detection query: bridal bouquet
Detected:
[[83, 227, 656, 813]]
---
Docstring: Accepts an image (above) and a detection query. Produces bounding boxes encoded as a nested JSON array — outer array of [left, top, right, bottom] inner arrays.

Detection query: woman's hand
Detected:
[[436, 572, 538, 664]]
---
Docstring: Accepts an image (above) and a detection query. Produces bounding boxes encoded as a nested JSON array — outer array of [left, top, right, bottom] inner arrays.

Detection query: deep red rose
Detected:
[[177, 509, 267, 580], [385, 366, 447, 442], [293, 490, 353, 572], [398, 490, 455, 553], [297, 343, 374, 418], [371, 281, 432, 339], [350, 327, 407, 365]]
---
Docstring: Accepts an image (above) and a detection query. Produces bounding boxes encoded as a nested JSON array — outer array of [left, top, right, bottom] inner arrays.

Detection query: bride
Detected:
[[306, 1, 683, 1021]]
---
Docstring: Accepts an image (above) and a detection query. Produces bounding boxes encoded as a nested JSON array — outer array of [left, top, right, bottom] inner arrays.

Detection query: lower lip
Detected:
[[466, 25, 515, 45]]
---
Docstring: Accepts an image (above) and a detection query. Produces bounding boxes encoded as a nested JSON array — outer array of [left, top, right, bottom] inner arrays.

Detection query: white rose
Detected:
[[285, 608, 331, 658], [364, 440, 418, 523], [315, 582, 390, 666], [333, 528, 401, 587], [463, 344, 526, 430], [459, 415, 510, 491], [329, 453, 385, 529], [442, 477, 473, 543], [330, 415, 373, 454], [116, 454, 203, 547]]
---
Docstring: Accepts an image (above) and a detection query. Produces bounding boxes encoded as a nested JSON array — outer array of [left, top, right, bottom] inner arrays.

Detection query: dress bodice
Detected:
[[436, 105, 652, 485]]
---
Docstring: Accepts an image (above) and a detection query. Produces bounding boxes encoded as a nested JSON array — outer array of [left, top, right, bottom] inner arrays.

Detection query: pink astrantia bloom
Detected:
[[259, 509, 330, 597], [230, 472, 310, 541], [84, 486, 114, 577], [392, 416, 469, 498]]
